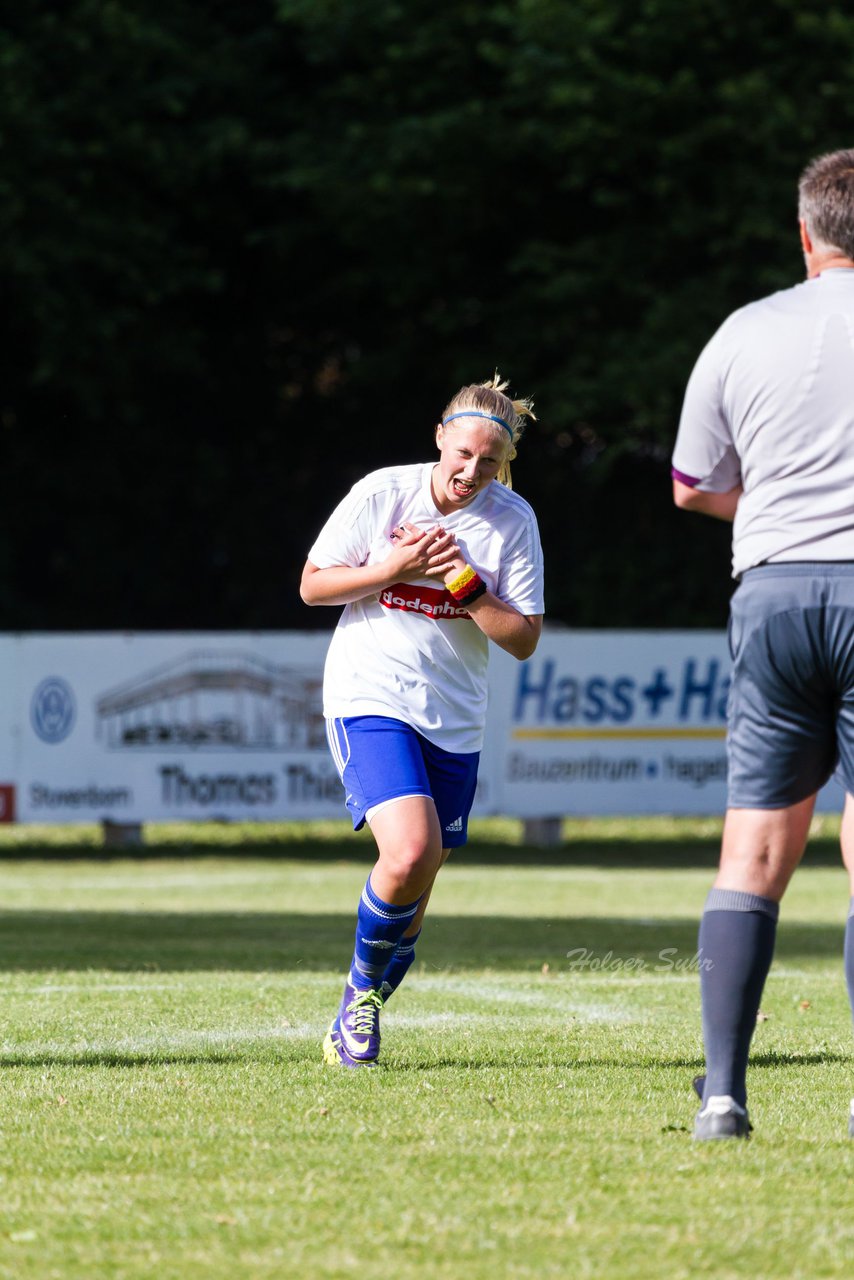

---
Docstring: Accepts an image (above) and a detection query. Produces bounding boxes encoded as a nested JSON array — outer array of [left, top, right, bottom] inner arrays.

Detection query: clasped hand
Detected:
[[388, 522, 464, 582]]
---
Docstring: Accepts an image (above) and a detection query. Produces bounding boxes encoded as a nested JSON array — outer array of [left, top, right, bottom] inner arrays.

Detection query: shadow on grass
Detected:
[[4, 1046, 849, 1074], [0, 836, 847, 869], [390, 1050, 854, 1074], [0, 910, 846, 972], [0, 1051, 253, 1069]]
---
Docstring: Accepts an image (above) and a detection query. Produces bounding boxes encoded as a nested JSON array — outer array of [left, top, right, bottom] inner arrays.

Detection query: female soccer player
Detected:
[[300, 374, 545, 1067]]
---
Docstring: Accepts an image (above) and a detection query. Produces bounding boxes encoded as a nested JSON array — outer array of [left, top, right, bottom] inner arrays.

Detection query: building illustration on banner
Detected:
[[94, 650, 325, 751]]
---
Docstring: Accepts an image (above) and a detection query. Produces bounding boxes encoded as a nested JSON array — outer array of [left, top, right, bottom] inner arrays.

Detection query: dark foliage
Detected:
[[2, 1, 853, 629]]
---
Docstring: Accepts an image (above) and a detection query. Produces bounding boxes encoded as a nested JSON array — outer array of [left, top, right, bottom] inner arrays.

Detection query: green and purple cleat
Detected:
[[322, 973, 384, 1068]]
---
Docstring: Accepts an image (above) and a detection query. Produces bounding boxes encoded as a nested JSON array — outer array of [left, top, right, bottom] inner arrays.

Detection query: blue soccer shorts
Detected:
[[727, 562, 854, 808], [325, 715, 480, 847]]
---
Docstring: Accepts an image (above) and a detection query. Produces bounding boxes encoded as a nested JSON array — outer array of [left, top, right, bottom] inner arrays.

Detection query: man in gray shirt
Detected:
[[672, 148, 854, 1140]]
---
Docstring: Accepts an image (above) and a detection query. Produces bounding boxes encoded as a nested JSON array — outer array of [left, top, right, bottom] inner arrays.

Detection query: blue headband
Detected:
[[442, 410, 513, 438]]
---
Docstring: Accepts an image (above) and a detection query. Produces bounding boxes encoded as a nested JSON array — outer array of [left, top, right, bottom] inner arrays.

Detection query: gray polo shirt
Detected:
[[672, 269, 854, 576]]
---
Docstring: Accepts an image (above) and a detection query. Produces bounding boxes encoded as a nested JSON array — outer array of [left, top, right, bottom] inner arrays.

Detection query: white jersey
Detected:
[[672, 269, 854, 576], [307, 462, 545, 752]]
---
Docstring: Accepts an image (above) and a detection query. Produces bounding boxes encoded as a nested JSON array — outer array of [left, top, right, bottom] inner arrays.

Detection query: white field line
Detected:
[[542, 970, 841, 986], [0, 980, 683, 1015], [766, 968, 842, 981], [13, 982, 181, 994], [390, 1006, 628, 1027], [416, 974, 668, 997], [0, 1023, 326, 1059], [14, 870, 292, 893], [0, 976, 273, 993], [0, 1004, 625, 1060], [0, 966, 834, 999], [403, 976, 635, 1021]]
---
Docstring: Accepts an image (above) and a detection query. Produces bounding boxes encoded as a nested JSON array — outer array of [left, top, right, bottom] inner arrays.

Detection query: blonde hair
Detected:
[[440, 372, 535, 488]]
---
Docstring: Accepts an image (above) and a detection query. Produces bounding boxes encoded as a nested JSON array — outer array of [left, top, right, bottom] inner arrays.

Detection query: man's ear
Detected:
[[799, 218, 813, 255]]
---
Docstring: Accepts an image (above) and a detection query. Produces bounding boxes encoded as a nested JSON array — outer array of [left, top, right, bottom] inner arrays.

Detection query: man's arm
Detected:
[[672, 478, 743, 523]]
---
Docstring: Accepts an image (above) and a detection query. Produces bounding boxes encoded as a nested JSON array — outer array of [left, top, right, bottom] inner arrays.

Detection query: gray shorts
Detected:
[[727, 562, 854, 808]]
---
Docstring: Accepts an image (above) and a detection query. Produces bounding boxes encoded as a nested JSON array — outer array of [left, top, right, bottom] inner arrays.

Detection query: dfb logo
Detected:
[[31, 677, 76, 744]]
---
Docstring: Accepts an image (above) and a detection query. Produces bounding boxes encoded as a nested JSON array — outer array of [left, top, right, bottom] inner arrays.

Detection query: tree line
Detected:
[[2, 0, 853, 630]]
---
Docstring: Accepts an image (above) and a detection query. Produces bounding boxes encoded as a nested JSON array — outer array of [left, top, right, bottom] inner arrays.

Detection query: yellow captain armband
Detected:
[[446, 564, 477, 596], [446, 564, 487, 605]]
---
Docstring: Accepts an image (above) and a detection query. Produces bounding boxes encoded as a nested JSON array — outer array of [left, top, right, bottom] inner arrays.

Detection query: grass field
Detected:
[[0, 817, 852, 1279]]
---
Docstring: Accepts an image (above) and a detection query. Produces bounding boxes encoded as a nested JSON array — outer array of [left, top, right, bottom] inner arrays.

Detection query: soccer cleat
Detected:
[[694, 1095, 752, 1141], [335, 972, 384, 1063], [322, 1017, 376, 1069]]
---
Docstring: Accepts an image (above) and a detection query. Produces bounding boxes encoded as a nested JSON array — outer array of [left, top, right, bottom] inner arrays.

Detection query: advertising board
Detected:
[[485, 630, 843, 816], [12, 633, 337, 822], [0, 631, 844, 822]]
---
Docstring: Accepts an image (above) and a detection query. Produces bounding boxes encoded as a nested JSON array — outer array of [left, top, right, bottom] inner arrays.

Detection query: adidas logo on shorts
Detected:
[[445, 815, 463, 833]]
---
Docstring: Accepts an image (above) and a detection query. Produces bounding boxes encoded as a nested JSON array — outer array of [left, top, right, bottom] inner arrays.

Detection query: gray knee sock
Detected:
[[698, 888, 779, 1107]]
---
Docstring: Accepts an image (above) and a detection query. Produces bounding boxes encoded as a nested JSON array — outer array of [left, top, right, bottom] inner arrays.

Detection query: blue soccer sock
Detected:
[[380, 928, 422, 1003], [698, 888, 779, 1108], [845, 897, 854, 1024], [349, 876, 421, 991]]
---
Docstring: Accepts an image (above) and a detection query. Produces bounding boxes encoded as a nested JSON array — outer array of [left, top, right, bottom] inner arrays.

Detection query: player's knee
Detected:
[[378, 840, 442, 891]]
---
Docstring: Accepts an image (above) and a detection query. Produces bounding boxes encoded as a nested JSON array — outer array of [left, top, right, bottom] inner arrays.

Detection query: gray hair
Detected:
[[798, 148, 854, 260]]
